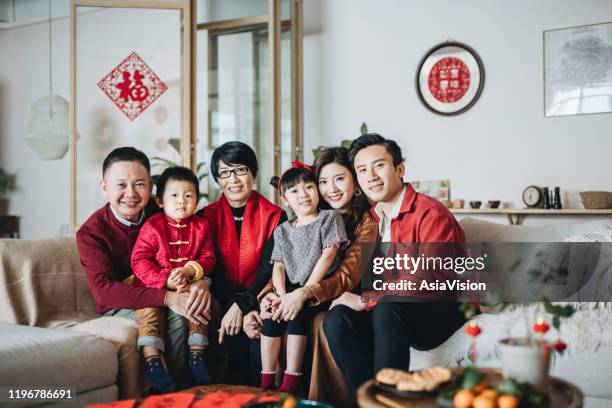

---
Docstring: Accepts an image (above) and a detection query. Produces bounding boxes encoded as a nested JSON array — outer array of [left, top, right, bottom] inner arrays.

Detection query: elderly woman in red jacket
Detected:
[[199, 141, 286, 386]]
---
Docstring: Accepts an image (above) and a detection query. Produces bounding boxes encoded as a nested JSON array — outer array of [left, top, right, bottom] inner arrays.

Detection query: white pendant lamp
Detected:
[[24, 0, 69, 160]]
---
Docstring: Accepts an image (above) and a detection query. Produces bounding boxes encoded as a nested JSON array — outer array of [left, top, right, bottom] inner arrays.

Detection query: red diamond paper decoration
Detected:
[[98, 52, 168, 121]]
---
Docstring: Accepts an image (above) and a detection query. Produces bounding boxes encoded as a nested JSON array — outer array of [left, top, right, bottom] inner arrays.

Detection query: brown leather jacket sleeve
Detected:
[[308, 213, 379, 305], [257, 281, 275, 302]]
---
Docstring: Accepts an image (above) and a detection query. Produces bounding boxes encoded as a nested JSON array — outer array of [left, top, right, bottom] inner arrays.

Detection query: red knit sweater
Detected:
[[76, 201, 165, 313]]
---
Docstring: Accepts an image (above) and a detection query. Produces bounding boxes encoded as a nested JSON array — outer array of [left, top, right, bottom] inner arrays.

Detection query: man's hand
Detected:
[[243, 310, 263, 339], [271, 288, 309, 322], [165, 291, 208, 325], [259, 292, 279, 320], [330, 292, 365, 312], [218, 303, 243, 344], [187, 279, 212, 321]]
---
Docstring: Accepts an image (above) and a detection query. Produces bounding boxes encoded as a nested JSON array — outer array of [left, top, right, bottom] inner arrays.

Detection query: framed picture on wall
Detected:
[[416, 41, 485, 116], [544, 21, 612, 117]]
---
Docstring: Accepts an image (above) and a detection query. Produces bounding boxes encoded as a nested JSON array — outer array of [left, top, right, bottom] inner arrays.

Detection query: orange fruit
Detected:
[[281, 396, 297, 408], [453, 389, 475, 408], [473, 395, 496, 408], [472, 379, 489, 394], [497, 394, 519, 408], [480, 389, 498, 399]]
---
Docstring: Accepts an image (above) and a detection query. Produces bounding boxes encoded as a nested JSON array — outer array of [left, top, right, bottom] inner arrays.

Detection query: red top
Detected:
[[131, 213, 216, 289], [76, 201, 165, 314], [362, 184, 465, 309], [202, 191, 283, 289]]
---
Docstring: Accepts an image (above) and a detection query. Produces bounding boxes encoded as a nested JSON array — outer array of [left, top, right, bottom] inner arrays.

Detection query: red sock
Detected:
[[260, 372, 276, 390], [278, 371, 302, 394]]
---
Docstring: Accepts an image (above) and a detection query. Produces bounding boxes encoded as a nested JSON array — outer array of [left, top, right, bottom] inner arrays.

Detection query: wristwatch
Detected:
[[359, 294, 366, 310]]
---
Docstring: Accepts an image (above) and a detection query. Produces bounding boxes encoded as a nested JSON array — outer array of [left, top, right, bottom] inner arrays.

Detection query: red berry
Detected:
[[465, 322, 481, 337], [554, 340, 567, 353], [533, 319, 550, 334]]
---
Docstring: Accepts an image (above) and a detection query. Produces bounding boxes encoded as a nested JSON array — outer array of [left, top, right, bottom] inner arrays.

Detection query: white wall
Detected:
[[2, 0, 612, 238], [0, 14, 71, 239], [309, 0, 612, 225]]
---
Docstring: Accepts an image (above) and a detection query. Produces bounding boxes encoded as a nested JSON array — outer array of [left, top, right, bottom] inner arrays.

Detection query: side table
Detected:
[[357, 369, 583, 408], [0, 215, 19, 238]]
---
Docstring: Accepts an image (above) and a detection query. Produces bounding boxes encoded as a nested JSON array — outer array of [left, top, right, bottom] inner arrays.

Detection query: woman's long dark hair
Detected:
[[313, 147, 370, 241]]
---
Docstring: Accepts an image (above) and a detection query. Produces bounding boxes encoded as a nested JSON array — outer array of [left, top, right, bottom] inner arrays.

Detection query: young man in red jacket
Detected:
[[76, 147, 213, 392], [323, 134, 466, 395]]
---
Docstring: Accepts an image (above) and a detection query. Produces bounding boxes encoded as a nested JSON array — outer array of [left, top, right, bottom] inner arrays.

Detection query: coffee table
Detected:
[[356, 368, 583, 408]]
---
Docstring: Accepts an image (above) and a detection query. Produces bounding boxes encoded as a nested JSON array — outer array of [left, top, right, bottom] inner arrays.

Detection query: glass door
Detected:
[[196, 0, 302, 204], [70, 0, 194, 229]]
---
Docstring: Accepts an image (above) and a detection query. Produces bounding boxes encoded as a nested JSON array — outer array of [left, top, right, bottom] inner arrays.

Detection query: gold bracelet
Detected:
[[185, 261, 204, 281]]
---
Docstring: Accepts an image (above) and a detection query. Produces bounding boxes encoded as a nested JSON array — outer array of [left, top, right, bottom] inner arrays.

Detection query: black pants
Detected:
[[323, 300, 465, 394], [218, 293, 262, 387], [262, 303, 321, 337], [224, 331, 262, 386]]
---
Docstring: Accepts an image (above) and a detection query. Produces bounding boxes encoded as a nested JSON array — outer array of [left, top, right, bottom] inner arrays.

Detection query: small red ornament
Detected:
[[554, 339, 567, 353], [465, 321, 481, 337], [533, 318, 550, 334]]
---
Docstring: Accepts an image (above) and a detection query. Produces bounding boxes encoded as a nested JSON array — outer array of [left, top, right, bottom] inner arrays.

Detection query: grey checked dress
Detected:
[[271, 209, 350, 286]]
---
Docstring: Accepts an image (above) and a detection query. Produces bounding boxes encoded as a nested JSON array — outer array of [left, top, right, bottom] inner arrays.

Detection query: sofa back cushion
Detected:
[[0, 236, 98, 327], [459, 217, 612, 242]]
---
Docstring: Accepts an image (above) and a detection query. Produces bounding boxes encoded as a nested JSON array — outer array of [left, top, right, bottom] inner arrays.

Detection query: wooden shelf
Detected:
[[450, 208, 612, 225]]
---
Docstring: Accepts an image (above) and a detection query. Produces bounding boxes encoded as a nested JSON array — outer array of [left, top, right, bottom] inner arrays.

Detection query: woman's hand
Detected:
[[259, 292, 279, 320], [330, 292, 364, 312], [218, 303, 243, 344], [243, 310, 263, 339], [271, 288, 309, 322]]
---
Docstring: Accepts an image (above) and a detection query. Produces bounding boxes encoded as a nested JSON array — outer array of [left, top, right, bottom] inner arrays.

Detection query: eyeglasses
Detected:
[[217, 166, 249, 179]]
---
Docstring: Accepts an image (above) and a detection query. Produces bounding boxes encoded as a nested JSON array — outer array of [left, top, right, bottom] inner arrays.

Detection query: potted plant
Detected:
[[0, 167, 12, 215], [463, 299, 575, 391], [311, 122, 368, 158]]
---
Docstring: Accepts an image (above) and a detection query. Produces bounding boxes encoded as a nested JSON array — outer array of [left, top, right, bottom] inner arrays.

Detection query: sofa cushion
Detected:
[[0, 237, 98, 327], [69, 316, 142, 399], [0, 323, 117, 392], [459, 218, 612, 243]]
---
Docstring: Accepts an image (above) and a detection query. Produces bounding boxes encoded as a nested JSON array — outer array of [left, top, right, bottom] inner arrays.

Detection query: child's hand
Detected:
[[169, 267, 192, 281], [259, 292, 278, 320], [167, 268, 189, 291]]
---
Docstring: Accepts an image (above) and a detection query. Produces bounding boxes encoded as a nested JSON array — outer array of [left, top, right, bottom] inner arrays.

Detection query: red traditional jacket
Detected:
[[202, 191, 283, 290], [131, 213, 216, 289]]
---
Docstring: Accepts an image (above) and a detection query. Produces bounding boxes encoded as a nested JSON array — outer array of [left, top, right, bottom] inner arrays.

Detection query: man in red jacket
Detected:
[[323, 134, 466, 395], [76, 147, 213, 391]]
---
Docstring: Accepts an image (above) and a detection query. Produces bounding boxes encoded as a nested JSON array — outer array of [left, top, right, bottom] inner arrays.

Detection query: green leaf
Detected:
[[461, 367, 483, 389], [518, 381, 545, 405], [168, 138, 180, 153], [553, 315, 560, 330], [438, 385, 461, 399], [360, 122, 368, 135], [497, 377, 522, 397], [561, 305, 575, 317], [340, 139, 353, 149]]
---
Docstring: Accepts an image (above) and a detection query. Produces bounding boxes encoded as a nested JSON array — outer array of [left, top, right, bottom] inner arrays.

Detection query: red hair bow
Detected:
[[291, 160, 313, 173]]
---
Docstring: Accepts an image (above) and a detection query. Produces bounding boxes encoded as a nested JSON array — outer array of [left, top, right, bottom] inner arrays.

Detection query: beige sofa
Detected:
[[0, 237, 142, 407]]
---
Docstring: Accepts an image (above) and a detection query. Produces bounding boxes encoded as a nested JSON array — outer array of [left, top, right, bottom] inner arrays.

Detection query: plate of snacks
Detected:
[[373, 366, 455, 398]]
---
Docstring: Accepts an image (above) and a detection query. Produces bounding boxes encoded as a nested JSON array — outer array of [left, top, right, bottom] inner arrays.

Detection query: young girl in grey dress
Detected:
[[260, 162, 349, 394]]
